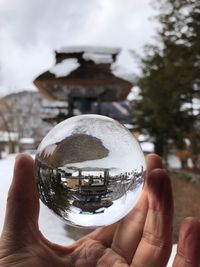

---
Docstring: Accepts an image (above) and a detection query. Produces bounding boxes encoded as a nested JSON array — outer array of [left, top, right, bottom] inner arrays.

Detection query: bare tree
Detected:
[[0, 97, 16, 153]]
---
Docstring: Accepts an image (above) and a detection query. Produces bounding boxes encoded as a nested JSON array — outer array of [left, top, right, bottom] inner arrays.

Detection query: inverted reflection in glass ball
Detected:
[[35, 114, 146, 228]]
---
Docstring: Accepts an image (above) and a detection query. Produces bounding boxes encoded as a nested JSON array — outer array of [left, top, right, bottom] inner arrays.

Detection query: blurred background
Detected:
[[0, 0, 199, 264]]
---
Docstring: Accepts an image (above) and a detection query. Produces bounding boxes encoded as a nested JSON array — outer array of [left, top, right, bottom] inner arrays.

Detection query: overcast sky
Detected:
[[0, 0, 158, 96]]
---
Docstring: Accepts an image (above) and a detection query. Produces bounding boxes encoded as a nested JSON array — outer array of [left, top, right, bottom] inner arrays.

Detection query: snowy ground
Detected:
[[0, 154, 176, 265]]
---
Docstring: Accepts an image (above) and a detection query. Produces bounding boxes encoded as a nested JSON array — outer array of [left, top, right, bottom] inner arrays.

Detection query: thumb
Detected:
[[1, 153, 40, 245]]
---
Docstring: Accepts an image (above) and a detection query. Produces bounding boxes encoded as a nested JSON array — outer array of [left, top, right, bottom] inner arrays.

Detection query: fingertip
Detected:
[[147, 168, 169, 189], [146, 153, 163, 174], [10, 153, 36, 200], [179, 217, 200, 239], [15, 153, 34, 169], [143, 154, 163, 190], [146, 153, 162, 161], [182, 216, 200, 224], [147, 168, 173, 214], [2, 153, 39, 242]]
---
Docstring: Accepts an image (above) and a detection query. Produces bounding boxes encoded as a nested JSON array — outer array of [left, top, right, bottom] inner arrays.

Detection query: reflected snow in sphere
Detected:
[[35, 114, 146, 228]]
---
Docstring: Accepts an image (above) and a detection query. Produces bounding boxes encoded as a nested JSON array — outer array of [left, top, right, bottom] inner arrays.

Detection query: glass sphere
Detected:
[[35, 114, 146, 228]]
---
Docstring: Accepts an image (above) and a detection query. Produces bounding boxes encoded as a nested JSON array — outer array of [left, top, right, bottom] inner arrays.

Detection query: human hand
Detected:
[[0, 153, 199, 267]]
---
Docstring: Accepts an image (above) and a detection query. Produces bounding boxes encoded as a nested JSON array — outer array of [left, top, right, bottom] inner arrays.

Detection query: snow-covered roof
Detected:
[[112, 67, 135, 83], [48, 56, 134, 83], [83, 52, 113, 64], [46, 46, 134, 83], [127, 86, 142, 101], [0, 132, 18, 142], [57, 46, 121, 55], [49, 59, 80, 78], [20, 137, 35, 144]]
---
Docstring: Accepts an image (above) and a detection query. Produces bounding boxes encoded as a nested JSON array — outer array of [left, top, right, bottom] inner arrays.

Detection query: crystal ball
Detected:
[[35, 114, 146, 228]]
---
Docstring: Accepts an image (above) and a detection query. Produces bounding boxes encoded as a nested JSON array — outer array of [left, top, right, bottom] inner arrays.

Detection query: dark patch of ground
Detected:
[[170, 172, 200, 243]]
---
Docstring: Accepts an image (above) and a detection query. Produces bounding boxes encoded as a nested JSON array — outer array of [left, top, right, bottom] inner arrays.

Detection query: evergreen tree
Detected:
[[133, 0, 200, 159]]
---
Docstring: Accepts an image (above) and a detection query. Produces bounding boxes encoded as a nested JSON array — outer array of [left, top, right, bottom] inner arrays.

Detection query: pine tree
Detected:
[[133, 0, 200, 160]]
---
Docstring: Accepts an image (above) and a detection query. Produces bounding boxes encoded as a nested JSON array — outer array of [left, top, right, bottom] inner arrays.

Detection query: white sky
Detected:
[[0, 0, 158, 96]]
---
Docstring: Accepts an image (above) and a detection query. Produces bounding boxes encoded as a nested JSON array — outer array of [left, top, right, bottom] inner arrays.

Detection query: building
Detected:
[[33, 46, 133, 123], [19, 137, 36, 152], [0, 131, 19, 157], [0, 132, 37, 158]]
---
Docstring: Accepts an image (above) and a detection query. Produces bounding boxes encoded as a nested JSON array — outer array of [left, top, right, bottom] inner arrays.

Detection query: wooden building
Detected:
[[33, 46, 133, 121]]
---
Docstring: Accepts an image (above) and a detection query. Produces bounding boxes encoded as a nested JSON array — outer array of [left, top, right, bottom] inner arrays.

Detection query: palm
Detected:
[[0, 219, 163, 267], [0, 234, 126, 267], [0, 154, 200, 267]]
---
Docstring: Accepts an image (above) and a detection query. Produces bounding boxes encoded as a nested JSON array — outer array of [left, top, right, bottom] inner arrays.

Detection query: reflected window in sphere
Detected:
[[35, 114, 146, 228]]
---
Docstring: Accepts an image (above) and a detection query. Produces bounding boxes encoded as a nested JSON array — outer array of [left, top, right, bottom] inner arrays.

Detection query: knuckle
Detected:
[[142, 230, 171, 250]]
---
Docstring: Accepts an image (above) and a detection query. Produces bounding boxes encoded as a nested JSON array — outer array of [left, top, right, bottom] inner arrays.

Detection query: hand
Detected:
[[0, 154, 199, 267]]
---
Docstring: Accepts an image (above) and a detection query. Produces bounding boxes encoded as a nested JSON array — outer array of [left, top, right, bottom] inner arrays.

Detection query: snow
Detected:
[[167, 154, 181, 169], [192, 97, 200, 109], [138, 134, 150, 142], [57, 45, 121, 55], [0, 154, 177, 264], [111, 66, 135, 83], [49, 58, 80, 78], [127, 86, 142, 101], [83, 52, 113, 64], [126, 88, 135, 101], [0, 131, 18, 142], [140, 142, 154, 153], [123, 123, 134, 130], [180, 98, 200, 116], [20, 137, 35, 144]]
